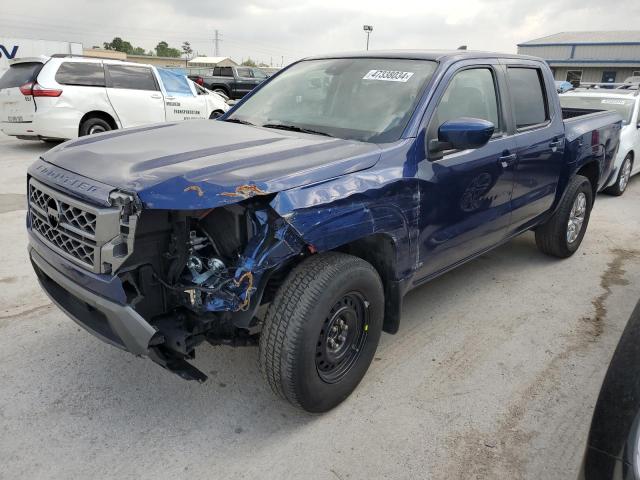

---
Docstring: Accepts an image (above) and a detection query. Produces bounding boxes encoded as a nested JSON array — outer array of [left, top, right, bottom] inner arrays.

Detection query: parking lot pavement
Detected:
[[0, 134, 638, 480]]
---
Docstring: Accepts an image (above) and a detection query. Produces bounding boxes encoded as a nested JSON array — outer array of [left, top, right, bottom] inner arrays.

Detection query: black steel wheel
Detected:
[[259, 252, 384, 413], [315, 292, 368, 383]]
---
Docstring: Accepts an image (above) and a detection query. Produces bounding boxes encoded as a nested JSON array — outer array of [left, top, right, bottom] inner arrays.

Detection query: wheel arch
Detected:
[[78, 110, 118, 136], [334, 233, 405, 334], [576, 161, 599, 199]]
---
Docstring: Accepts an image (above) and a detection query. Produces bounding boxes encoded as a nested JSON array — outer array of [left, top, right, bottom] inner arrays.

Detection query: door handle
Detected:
[[150, 93, 162, 99], [549, 139, 563, 151], [498, 153, 517, 168]]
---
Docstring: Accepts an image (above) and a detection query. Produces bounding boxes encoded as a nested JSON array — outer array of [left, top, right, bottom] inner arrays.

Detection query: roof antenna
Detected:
[[457, 45, 467, 50]]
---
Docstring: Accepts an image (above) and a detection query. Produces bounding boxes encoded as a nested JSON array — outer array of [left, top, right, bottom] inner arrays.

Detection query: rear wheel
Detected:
[[79, 117, 112, 136], [605, 155, 632, 196], [259, 252, 384, 413], [535, 174, 593, 258]]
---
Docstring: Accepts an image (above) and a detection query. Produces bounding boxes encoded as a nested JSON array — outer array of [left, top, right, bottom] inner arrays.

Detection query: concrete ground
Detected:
[[0, 133, 639, 480]]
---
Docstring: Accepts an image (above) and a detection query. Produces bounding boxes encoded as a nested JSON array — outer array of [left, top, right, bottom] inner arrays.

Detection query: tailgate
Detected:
[[0, 61, 44, 123]]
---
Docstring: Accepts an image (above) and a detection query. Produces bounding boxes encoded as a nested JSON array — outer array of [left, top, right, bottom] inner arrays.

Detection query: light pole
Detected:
[[363, 25, 373, 50]]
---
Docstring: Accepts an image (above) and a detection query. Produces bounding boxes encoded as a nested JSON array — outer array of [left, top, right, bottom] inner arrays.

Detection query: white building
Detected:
[[0, 37, 82, 74]]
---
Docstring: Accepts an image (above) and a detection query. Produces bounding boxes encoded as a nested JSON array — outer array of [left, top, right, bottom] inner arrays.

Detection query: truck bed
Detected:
[[562, 109, 622, 143]]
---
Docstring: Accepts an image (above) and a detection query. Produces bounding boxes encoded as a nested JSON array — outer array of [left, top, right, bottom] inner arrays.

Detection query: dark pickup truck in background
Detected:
[[188, 65, 268, 99], [27, 51, 621, 413]]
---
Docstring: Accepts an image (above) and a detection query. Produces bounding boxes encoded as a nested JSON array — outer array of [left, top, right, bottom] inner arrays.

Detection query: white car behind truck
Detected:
[[0, 55, 229, 141], [560, 89, 640, 195]]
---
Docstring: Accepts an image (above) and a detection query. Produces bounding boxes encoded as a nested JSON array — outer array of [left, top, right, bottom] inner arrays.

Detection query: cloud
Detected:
[[1, 0, 639, 65]]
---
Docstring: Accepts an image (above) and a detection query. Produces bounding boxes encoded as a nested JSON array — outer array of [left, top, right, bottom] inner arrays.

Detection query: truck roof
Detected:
[[303, 49, 543, 63]]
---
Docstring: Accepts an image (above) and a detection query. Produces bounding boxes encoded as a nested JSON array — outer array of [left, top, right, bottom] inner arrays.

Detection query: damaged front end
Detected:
[[114, 196, 309, 381]]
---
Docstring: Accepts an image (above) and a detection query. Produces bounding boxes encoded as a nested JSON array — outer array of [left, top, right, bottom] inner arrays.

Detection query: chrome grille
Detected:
[[28, 178, 122, 273], [29, 184, 97, 236], [31, 214, 96, 266]]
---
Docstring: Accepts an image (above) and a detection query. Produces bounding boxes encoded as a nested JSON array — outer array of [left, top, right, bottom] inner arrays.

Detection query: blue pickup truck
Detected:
[[27, 50, 621, 412]]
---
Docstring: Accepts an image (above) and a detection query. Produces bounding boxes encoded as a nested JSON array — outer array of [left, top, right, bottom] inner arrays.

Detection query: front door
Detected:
[[157, 68, 207, 121], [105, 64, 165, 128], [416, 63, 517, 279]]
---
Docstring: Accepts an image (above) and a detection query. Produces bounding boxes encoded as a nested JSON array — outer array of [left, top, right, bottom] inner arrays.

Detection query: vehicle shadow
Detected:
[[39, 232, 548, 428]]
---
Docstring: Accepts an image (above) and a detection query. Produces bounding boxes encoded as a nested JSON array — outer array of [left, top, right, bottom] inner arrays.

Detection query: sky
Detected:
[[2, 0, 640, 66]]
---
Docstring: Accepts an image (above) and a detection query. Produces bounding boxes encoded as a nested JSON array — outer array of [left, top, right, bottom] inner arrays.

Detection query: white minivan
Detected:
[[0, 55, 229, 141]]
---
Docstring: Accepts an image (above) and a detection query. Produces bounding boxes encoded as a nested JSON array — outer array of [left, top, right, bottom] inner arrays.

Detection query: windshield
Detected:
[[227, 58, 438, 143], [560, 95, 636, 125]]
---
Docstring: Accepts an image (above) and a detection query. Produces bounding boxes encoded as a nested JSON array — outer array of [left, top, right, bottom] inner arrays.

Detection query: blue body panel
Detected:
[[28, 50, 622, 314]]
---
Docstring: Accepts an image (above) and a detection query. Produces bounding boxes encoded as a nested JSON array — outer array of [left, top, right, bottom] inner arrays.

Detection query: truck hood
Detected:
[[39, 120, 381, 209]]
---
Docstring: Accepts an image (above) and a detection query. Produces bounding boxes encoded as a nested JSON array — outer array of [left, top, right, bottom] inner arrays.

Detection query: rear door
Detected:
[[233, 67, 260, 98], [105, 64, 165, 127], [156, 68, 207, 121], [0, 60, 44, 125], [501, 61, 566, 229]]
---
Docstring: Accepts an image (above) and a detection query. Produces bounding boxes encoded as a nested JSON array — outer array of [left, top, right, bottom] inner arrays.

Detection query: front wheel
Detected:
[[209, 110, 225, 119], [535, 174, 593, 258], [605, 155, 632, 196], [259, 252, 384, 413]]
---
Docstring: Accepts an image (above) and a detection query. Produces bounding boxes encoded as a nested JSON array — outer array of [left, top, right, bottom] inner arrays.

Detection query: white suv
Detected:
[[0, 55, 229, 141]]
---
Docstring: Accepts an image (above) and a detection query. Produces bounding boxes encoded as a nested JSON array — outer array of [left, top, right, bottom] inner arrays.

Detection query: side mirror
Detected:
[[226, 99, 237, 107], [429, 117, 495, 159]]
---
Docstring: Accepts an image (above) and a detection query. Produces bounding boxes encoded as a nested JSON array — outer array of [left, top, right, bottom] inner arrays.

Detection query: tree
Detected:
[[241, 57, 257, 67], [103, 37, 134, 54], [155, 41, 181, 58], [181, 41, 193, 59], [131, 47, 148, 55]]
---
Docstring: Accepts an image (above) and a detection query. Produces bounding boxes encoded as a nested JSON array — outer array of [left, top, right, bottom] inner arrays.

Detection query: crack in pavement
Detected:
[[442, 248, 640, 480]]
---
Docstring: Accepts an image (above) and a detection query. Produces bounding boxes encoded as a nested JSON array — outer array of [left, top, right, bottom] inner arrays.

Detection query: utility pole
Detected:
[[214, 30, 222, 56], [281, 55, 284, 67], [363, 25, 373, 50]]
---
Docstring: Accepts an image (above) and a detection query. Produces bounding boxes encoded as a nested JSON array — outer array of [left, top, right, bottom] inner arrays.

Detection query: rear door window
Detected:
[[220, 67, 233, 77], [0, 62, 43, 89], [55, 62, 105, 87], [106, 65, 159, 91], [507, 67, 549, 129], [236, 68, 252, 78]]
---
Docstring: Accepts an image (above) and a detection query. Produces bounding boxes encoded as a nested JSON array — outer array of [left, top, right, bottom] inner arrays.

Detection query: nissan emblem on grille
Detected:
[[46, 197, 61, 229]]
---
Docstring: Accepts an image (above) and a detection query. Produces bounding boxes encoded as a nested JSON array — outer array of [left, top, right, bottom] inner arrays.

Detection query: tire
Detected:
[[604, 155, 632, 196], [535, 174, 593, 258], [79, 117, 112, 137], [209, 110, 225, 119], [259, 252, 384, 413], [212, 88, 229, 98]]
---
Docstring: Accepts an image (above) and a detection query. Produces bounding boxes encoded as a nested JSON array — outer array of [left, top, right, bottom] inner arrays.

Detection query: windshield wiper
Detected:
[[224, 118, 255, 126], [261, 123, 333, 137]]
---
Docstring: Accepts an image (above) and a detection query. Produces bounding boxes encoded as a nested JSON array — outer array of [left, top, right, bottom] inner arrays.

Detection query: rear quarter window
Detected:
[[507, 67, 549, 129], [106, 65, 158, 91], [55, 62, 105, 87], [0, 62, 43, 89]]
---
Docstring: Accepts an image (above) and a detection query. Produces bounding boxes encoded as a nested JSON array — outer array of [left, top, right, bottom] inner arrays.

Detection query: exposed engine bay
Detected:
[[115, 198, 308, 380]]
